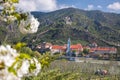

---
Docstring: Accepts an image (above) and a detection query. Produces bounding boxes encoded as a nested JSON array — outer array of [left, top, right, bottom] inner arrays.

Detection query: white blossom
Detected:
[[30, 58, 41, 76], [0, 45, 41, 80], [7, 15, 17, 21], [19, 15, 40, 34], [17, 60, 30, 77], [16, 58, 41, 77], [2, 2, 11, 8], [0, 54, 15, 67], [0, 68, 21, 80], [2, 15, 17, 22], [0, 45, 20, 80], [0, 45, 18, 67]]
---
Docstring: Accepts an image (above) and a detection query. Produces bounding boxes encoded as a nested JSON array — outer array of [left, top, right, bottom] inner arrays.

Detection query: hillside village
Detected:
[[35, 40, 117, 59]]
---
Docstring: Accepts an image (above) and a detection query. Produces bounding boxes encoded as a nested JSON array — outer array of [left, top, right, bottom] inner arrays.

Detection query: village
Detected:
[[34, 39, 117, 60]]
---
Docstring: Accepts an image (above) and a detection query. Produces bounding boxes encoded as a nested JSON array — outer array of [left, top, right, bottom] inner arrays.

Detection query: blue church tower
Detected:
[[66, 38, 71, 56]]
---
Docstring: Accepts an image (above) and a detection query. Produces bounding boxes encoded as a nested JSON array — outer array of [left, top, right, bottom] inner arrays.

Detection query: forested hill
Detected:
[[29, 8, 120, 46], [1, 8, 120, 46]]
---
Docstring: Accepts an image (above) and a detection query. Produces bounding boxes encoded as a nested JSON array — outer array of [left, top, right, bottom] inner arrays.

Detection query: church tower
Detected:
[[66, 38, 71, 56]]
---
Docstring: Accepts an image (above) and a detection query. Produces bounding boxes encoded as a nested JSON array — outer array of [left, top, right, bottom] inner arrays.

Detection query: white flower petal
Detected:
[[19, 15, 40, 34], [17, 60, 30, 77]]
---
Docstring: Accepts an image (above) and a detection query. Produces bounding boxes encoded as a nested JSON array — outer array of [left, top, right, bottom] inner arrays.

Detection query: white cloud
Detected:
[[16, 0, 75, 12], [17, 0, 57, 12], [59, 4, 76, 9], [107, 2, 120, 10], [97, 5, 102, 8], [85, 5, 94, 10]]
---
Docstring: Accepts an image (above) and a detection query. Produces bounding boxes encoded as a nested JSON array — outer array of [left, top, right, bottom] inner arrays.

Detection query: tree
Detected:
[[0, 0, 41, 80], [83, 48, 89, 55]]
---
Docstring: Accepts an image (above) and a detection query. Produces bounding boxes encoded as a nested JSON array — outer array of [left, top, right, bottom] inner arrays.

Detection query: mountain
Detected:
[[1, 8, 120, 47], [25, 8, 120, 47]]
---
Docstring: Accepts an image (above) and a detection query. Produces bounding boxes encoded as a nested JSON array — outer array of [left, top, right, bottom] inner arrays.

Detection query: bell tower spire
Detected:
[[66, 38, 71, 56]]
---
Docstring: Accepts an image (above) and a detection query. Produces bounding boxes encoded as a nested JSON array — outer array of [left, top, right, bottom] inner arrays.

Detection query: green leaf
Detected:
[[29, 62, 36, 72], [11, 0, 19, 3], [11, 6, 15, 12], [20, 13, 28, 20], [16, 60, 22, 70], [25, 24, 31, 30], [14, 42, 26, 50], [12, 12, 21, 21], [8, 67, 17, 75], [19, 53, 31, 60], [8, 60, 18, 75]]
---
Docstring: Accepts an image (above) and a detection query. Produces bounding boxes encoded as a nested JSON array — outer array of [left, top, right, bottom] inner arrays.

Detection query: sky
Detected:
[[17, 0, 120, 13]]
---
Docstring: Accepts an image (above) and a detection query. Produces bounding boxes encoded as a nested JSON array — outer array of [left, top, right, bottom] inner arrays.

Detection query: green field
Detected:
[[23, 57, 120, 80], [46, 59, 120, 80]]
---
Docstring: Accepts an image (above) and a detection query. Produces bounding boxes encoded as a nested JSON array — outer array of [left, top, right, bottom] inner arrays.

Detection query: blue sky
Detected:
[[17, 0, 120, 13], [57, 0, 120, 13]]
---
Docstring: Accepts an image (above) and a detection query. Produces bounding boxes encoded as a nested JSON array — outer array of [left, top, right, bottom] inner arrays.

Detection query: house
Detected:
[[35, 41, 117, 59], [36, 42, 52, 49], [89, 47, 117, 58], [50, 44, 83, 56], [51, 45, 66, 54], [36, 42, 52, 53], [89, 47, 117, 54], [70, 44, 83, 56]]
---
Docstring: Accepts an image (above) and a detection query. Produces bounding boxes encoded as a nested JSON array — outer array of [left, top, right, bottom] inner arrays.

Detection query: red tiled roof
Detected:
[[51, 44, 83, 50], [89, 47, 117, 53], [52, 45, 66, 50], [70, 44, 83, 49], [89, 48, 96, 52], [96, 47, 116, 51]]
